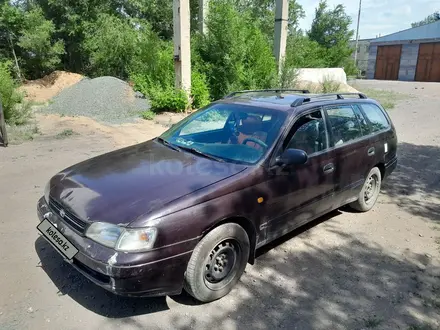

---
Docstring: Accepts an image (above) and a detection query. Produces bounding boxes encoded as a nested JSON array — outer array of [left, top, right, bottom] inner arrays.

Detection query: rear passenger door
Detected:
[[356, 103, 395, 165], [264, 108, 337, 241], [323, 104, 371, 205]]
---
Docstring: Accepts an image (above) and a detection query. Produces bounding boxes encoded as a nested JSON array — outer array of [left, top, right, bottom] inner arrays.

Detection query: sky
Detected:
[[297, 0, 439, 39]]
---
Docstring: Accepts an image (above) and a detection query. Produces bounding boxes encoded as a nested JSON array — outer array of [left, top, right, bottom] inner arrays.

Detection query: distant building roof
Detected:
[[371, 20, 440, 43]]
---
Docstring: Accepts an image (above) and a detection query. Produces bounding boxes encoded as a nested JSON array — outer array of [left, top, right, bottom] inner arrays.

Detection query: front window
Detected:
[[284, 110, 328, 155], [159, 104, 287, 164]]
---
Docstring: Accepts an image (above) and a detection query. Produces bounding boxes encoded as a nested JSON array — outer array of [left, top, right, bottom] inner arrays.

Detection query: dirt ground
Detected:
[[20, 71, 84, 103], [1, 80, 439, 330]]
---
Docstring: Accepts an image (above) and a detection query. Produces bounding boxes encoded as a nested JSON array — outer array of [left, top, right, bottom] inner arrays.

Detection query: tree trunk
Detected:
[[8, 31, 22, 82], [0, 96, 8, 147]]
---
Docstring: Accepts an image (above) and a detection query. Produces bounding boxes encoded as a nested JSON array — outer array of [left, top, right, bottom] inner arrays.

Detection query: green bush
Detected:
[[149, 87, 189, 113], [141, 110, 155, 120], [0, 61, 30, 125], [191, 70, 210, 108], [342, 57, 359, 77]]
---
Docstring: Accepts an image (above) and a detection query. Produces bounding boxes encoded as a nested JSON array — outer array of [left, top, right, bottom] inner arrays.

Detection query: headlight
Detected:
[[44, 182, 50, 203], [116, 227, 157, 252], [85, 223, 157, 252], [86, 222, 124, 249]]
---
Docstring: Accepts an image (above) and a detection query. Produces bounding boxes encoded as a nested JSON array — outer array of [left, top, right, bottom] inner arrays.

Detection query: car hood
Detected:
[[49, 140, 247, 226]]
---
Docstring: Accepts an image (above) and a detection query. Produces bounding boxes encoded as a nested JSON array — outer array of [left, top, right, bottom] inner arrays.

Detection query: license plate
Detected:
[[37, 219, 79, 259]]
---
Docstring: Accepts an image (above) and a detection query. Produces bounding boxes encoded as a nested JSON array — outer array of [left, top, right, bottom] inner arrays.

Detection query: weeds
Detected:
[[363, 316, 383, 328], [56, 129, 78, 139], [6, 121, 40, 144], [320, 76, 341, 93], [141, 110, 155, 120]]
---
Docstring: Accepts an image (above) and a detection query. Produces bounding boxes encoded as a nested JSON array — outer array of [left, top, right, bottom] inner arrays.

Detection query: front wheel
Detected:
[[349, 167, 382, 212], [183, 223, 250, 302]]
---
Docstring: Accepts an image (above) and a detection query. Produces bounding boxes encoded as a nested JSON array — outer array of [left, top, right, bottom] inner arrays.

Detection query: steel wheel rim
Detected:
[[204, 239, 240, 290], [364, 174, 378, 204]]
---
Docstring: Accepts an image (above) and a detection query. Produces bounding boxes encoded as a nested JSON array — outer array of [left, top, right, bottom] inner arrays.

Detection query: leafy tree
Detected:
[[411, 11, 440, 28], [307, 0, 354, 67], [120, 0, 201, 39], [285, 33, 326, 68], [34, 0, 120, 73], [235, 0, 305, 38], [0, 3, 63, 79], [83, 14, 139, 78], [196, 0, 276, 99], [0, 3, 25, 78], [18, 7, 64, 77]]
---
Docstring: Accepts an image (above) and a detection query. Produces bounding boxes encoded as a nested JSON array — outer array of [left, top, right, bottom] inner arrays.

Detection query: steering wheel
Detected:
[[242, 137, 268, 150]]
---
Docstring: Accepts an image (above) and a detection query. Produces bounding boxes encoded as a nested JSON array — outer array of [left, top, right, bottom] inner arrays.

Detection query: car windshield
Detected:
[[159, 103, 287, 164]]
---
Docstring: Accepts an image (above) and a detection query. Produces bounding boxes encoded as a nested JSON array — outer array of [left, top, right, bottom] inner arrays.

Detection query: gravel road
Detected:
[[0, 80, 439, 330]]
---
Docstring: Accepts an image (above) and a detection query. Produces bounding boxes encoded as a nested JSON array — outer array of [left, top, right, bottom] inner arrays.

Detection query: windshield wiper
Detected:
[[178, 146, 225, 162], [157, 137, 181, 152]]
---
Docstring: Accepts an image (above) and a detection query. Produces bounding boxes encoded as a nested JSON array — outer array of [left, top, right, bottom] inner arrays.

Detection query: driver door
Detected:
[[262, 108, 337, 242]]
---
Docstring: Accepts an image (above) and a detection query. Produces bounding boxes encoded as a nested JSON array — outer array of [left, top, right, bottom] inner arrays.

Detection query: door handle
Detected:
[[368, 147, 375, 156], [323, 163, 335, 174]]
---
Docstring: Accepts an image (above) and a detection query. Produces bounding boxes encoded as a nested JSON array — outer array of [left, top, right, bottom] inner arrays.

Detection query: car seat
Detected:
[[235, 115, 268, 150]]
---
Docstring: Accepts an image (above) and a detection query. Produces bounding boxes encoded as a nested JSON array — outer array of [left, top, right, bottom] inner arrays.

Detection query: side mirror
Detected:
[[275, 148, 308, 166]]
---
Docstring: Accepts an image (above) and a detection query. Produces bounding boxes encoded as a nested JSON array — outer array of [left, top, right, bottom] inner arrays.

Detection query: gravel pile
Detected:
[[43, 76, 149, 124]]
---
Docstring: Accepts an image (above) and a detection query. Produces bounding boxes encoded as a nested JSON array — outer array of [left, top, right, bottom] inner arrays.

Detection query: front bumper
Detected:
[[37, 197, 195, 297]]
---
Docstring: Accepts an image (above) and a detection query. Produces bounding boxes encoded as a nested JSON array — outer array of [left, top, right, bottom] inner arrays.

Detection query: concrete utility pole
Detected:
[[354, 0, 362, 65], [173, 0, 191, 95], [198, 0, 210, 34], [274, 0, 289, 71]]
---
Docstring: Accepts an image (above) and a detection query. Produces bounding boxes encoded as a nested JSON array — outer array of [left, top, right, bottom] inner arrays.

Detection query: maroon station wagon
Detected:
[[37, 90, 397, 302]]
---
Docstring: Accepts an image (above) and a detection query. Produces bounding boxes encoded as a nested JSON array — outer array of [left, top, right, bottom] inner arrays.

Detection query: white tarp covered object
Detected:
[[296, 68, 347, 85]]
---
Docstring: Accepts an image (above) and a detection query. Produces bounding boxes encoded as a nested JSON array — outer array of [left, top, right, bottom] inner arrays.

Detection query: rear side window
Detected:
[[360, 103, 390, 132], [325, 105, 363, 147]]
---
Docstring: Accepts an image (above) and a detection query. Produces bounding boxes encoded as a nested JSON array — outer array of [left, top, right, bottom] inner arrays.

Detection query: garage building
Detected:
[[366, 20, 440, 82]]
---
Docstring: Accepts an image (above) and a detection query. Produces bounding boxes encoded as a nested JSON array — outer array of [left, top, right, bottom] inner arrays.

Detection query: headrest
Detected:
[[239, 115, 263, 134]]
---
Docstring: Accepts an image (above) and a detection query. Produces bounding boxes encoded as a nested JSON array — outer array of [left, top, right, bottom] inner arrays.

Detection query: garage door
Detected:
[[415, 43, 440, 82], [375, 45, 402, 80]]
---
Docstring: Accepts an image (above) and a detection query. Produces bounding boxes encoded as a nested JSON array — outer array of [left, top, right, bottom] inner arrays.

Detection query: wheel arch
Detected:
[[374, 162, 385, 179], [202, 216, 258, 265]]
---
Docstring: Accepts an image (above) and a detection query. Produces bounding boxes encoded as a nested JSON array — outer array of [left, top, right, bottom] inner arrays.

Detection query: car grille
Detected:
[[49, 197, 88, 234]]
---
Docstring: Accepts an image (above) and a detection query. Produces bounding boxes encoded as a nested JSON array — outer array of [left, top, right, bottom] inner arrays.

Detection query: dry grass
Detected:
[[350, 85, 410, 110], [6, 120, 40, 145]]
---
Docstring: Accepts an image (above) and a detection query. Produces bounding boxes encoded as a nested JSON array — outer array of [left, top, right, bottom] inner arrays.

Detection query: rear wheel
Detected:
[[184, 223, 250, 302], [349, 167, 382, 212]]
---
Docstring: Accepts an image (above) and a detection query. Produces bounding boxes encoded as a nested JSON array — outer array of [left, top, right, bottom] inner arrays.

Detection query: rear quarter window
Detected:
[[360, 103, 390, 132]]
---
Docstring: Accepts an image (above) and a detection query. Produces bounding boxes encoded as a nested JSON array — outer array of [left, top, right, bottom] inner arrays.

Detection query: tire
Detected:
[[183, 223, 250, 302], [349, 167, 382, 212]]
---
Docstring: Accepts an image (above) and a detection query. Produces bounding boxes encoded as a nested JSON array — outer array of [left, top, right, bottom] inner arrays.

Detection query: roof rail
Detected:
[[290, 92, 368, 107], [224, 89, 310, 99]]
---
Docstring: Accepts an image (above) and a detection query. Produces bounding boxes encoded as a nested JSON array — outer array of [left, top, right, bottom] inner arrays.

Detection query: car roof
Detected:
[[218, 90, 379, 115]]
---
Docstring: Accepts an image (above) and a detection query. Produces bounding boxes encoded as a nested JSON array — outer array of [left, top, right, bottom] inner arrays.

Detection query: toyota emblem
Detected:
[[59, 209, 66, 218]]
